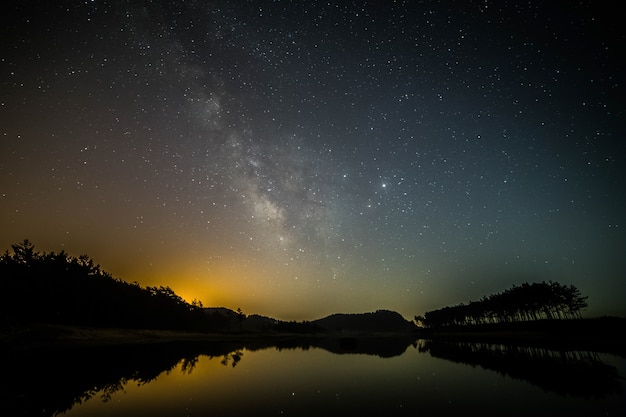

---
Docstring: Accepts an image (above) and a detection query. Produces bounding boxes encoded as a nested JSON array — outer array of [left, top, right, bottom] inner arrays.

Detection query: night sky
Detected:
[[2, 1, 625, 320]]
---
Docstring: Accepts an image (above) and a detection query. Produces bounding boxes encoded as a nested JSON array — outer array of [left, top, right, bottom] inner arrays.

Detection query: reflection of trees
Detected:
[[419, 339, 623, 398], [220, 350, 243, 367], [3, 336, 418, 416], [4, 345, 177, 416], [180, 356, 200, 374], [3, 342, 244, 416]]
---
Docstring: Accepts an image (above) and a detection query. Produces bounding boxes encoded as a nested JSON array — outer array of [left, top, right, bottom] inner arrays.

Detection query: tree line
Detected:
[[0, 239, 217, 331], [417, 281, 588, 328]]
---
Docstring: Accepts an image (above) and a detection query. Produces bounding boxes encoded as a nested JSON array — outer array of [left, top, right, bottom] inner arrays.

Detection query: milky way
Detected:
[[1, 1, 625, 319]]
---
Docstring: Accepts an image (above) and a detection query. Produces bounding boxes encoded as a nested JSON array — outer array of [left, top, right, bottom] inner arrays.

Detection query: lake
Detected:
[[5, 337, 625, 416]]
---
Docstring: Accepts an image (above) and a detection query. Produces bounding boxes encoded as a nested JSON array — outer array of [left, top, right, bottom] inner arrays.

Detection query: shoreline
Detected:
[[0, 321, 417, 351], [2, 317, 625, 356], [416, 317, 626, 356]]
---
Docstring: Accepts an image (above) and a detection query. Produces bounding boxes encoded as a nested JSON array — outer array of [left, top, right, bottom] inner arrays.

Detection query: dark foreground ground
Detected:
[[0, 321, 315, 349], [2, 317, 625, 356], [0, 320, 418, 354], [419, 317, 626, 356]]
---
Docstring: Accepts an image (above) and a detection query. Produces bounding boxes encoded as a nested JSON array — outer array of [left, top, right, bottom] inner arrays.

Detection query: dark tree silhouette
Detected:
[[414, 315, 425, 328], [236, 307, 246, 332], [0, 240, 216, 331], [421, 282, 588, 328]]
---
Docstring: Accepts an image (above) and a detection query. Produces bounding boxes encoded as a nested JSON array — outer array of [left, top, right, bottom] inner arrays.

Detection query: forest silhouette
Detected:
[[417, 281, 589, 328], [1, 239, 214, 332]]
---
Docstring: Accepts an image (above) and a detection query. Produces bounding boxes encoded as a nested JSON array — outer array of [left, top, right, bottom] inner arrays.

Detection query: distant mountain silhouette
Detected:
[[313, 310, 416, 333], [201, 308, 416, 334], [203, 307, 240, 318]]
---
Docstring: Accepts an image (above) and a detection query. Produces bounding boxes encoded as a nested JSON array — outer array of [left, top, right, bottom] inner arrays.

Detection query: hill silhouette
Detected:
[[201, 307, 416, 334], [314, 310, 416, 333]]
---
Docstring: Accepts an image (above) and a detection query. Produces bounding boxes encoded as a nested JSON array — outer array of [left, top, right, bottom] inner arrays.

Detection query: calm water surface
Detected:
[[7, 338, 625, 416]]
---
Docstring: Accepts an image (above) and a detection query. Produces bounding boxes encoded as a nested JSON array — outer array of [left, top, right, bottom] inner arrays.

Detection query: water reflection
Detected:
[[219, 349, 243, 367], [270, 335, 416, 357], [4, 343, 205, 416], [418, 339, 623, 398], [2, 336, 624, 416], [3, 336, 415, 416]]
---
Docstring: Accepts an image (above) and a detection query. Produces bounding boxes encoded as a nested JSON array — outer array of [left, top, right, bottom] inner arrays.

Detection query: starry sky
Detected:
[[2, 1, 625, 321]]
